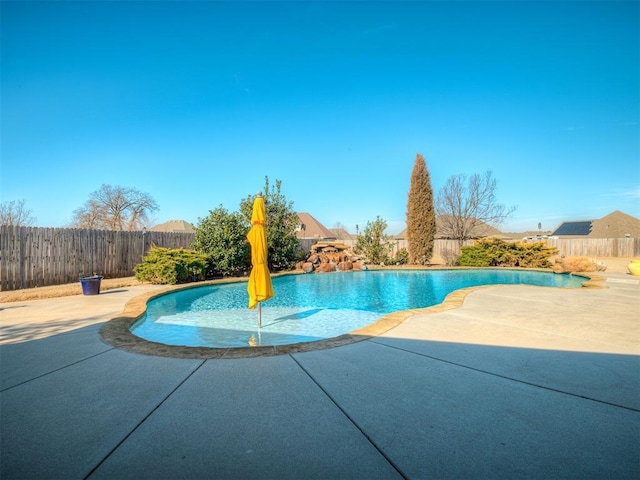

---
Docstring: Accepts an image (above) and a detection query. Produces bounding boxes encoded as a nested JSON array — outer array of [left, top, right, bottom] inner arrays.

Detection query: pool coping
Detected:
[[99, 269, 605, 359]]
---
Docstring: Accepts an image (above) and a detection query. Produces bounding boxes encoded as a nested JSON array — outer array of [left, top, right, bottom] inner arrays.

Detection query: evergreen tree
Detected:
[[354, 216, 394, 265], [406, 153, 436, 264]]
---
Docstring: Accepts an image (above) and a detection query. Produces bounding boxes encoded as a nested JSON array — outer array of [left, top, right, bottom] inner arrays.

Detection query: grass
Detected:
[[0, 277, 143, 303]]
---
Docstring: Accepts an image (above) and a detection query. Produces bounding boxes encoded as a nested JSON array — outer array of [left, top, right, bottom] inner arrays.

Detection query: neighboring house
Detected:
[[295, 213, 336, 240], [149, 220, 196, 234], [329, 228, 356, 241], [514, 230, 553, 240], [550, 210, 640, 238]]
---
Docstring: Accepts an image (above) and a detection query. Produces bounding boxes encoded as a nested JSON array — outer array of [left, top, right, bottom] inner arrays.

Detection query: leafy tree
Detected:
[[240, 177, 302, 271], [354, 216, 394, 265], [192, 206, 250, 277], [0, 199, 36, 226], [435, 171, 516, 246], [406, 153, 436, 264], [70, 184, 158, 230]]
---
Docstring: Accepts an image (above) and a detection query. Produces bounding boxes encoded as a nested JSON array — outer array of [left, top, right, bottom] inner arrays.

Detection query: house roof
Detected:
[[329, 228, 355, 241], [550, 211, 640, 238], [149, 220, 195, 233], [295, 213, 336, 239], [589, 210, 640, 238]]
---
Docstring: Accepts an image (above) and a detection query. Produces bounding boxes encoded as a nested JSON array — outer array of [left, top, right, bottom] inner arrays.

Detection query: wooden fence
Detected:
[[391, 237, 640, 260], [389, 239, 473, 261], [2, 226, 639, 291], [0, 226, 195, 291], [539, 237, 640, 258]]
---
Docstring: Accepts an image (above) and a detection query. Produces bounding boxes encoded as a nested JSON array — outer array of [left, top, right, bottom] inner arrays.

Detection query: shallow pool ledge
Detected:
[[99, 271, 604, 359]]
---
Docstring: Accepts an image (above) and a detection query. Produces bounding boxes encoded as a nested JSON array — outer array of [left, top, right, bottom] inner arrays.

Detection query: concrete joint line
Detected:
[[370, 340, 640, 414], [82, 359, 207, 480], [0, 348, 115, 393], [289, 354, 409, 480]]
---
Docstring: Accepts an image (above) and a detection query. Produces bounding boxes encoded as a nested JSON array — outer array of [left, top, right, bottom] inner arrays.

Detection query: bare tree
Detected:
[[0, 199, 36, 226], [70, 184, 158, 231], [333, 221, 347, 230], [435, 171, 516, 246]]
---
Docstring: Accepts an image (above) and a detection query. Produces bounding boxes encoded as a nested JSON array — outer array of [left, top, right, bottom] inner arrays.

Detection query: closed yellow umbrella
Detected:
[[247, 192, 274, 327]]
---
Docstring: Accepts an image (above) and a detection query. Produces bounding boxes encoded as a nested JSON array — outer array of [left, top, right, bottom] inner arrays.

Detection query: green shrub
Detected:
[[134, 247, 209, 284], [393, 248, 410, 265], [457, 246, 491, 267], [459, 239, 557, 268]]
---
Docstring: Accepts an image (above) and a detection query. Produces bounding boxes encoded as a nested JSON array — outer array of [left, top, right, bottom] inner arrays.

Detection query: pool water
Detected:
[[131, 269, 586, 348]]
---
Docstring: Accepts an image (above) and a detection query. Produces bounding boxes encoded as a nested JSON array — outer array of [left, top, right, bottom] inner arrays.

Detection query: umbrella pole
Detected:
[[258, 302, 262, 329]]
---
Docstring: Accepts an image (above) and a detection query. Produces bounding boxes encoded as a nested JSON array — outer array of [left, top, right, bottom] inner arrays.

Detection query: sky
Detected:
[[1, 0, 638, 235]]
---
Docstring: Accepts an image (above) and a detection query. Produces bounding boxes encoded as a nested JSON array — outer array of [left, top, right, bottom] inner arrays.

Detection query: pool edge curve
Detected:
[[99, 269, 604, 359]]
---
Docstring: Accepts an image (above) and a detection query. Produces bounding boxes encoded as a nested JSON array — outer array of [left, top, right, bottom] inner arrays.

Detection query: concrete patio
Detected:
[[1, 272, 639, 479]]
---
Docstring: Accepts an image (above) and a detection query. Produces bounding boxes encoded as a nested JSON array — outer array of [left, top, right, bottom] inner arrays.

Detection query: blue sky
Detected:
[[2, 0, 638, 234]]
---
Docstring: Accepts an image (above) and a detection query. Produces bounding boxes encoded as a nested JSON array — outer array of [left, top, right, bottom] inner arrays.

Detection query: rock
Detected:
[[338, 261, 353, 271], [326, 253, 342, 264], [318, 263, 336, 273]]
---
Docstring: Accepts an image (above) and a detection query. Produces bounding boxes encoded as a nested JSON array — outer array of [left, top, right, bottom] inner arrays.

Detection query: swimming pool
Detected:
[[131, 269, 586, 349]]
